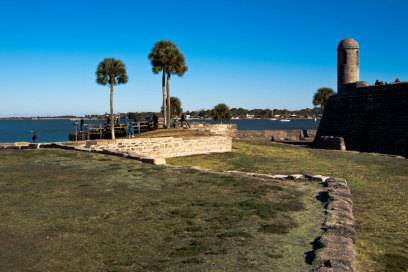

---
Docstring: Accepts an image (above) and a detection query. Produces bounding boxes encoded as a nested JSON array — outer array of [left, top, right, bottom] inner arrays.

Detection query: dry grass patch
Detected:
[[0, 149, 323, 271], [168, 141, 408, 272]]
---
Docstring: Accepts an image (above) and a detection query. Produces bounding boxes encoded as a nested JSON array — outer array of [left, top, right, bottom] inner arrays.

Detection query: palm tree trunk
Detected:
[[110, 85, 115, 140], [166, 73, 171, 129], [162, 70, 167, 128]]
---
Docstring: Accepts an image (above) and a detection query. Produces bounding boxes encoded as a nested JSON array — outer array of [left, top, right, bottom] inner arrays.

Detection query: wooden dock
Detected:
[[69, 121, 157, 141]]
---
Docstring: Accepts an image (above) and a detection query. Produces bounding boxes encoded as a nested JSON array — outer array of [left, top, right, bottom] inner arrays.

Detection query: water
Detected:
[[0, 119, 104, 143], [0, 119, 319, 143]]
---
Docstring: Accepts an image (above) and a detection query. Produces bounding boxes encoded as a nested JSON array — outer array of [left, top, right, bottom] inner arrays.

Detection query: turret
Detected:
[[338, 38, 360, 93]]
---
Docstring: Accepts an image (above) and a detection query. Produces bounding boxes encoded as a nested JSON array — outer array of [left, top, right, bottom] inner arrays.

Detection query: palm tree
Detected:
[[170, 97, 182, 117], [313, 87, 335, 113], [96, 58, 128, 140], [212, 103, 231, 123], [149, 41, 171, 127], [148, 41, 187, 128]]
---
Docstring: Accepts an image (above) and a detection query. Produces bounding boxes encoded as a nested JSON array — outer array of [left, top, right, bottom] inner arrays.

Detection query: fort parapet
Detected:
[[316, 81, 408, 156]]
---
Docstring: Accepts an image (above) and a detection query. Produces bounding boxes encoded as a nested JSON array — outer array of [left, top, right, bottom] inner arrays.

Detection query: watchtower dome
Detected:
[[337, 38, 360, 93]]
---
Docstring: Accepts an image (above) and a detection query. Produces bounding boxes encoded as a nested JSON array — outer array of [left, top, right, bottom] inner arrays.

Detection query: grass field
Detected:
[[168, 141, 408, 272], [0, 149, 323, 272]]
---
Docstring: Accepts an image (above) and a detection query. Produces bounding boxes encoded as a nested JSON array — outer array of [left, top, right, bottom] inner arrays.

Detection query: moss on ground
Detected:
[[168, 141, 408, 272], [0, 149, 323, 271]]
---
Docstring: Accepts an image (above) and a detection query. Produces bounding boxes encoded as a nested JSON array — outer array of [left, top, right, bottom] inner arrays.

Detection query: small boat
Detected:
[[280, 119, 291, 122]]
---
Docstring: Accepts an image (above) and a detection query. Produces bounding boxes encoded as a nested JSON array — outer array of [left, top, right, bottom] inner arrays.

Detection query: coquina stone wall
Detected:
[[189, 123, 237, 137], [0, 125, 235, 164], [316, 82, 408, 156], [84, 136, 232, 159], [237, 129, 317, 141]]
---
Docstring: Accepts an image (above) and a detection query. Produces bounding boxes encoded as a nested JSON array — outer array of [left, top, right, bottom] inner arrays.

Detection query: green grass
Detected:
[[0, 149, 324, 271], [168, 141, 408, 272]]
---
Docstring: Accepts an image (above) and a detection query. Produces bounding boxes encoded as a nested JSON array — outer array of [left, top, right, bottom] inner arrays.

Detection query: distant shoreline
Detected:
[[0, 117, 101, 121], [0, 117, 318, 121]]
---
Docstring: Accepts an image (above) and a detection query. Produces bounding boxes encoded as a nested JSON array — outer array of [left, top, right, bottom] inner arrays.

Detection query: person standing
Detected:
[[80, 118, 85, 131], [31, 131, 38, 143], [124, 115, 132, 137], [181, 114, 190, 128]]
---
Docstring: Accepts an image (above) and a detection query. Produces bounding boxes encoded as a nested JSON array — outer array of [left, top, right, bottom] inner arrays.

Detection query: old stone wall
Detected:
[[189, 123, 237, 137], [313, 136, 346, 151], [237, 129, 317, 141], [316, 82, 408, 156], [84, 136, 232, 159]]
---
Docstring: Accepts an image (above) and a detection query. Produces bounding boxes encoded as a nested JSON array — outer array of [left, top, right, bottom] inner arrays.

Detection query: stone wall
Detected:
[[0, 142, 34, 149], [84, 136, 232, 159], [313, 136, 346, 151], [312, 177, 355, 271], [0, 125, 235, 164], [316, 82, 408, 156], [189, 123, 237, 137], [237, 129, 316, 141]]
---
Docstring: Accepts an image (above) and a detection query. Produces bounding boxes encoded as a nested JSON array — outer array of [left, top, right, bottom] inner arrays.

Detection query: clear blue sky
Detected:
[[1, 0, 407, 117]]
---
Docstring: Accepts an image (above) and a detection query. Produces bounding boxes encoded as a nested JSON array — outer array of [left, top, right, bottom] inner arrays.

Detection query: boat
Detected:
[[269, 118, 277, 121], [279, 119, 291, 122]]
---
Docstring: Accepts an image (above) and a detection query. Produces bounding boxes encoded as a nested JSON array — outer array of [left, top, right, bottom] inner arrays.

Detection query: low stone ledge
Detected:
[[0, 142, 33, 149], [313, 136, 347, 151], [312, 178, 356, 271]]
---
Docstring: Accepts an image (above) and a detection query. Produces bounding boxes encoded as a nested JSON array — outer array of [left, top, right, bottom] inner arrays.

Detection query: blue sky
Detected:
[[1, 0, 407, 116]]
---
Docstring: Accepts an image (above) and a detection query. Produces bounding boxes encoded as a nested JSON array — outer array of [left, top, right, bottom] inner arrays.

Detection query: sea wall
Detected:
[[236, 129, 316, 141], [316, 83, 408, 156], [190, 123, 237, 137]]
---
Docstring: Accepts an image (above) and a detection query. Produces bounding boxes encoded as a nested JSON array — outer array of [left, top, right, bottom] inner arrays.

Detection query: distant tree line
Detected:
[[184, 107, 320, 119]]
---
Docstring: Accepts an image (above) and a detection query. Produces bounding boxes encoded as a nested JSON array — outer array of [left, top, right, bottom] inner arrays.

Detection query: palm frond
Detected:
[[96, 58, 128, 86]]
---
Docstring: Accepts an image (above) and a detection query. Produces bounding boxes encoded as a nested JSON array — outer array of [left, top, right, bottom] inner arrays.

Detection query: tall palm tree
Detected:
[[148, 41, 187, 128], [170, 97, 182, 117], [149, 41, 171, 127], [313, 87, 335, 113], [96, 58, 128, 140], [212, 103, 231, 123]]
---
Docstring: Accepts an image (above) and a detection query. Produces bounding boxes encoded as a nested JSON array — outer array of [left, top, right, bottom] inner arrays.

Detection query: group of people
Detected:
[[120, 114, 160, 137]]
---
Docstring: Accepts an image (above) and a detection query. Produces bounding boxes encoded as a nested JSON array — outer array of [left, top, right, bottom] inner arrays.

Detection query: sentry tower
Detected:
[[337, 38, 360, 93]]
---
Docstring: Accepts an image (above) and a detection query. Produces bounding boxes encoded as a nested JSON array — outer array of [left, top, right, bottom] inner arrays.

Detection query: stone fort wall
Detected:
[[315, 82, 408, 156], [84, 135, 232, 159]]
